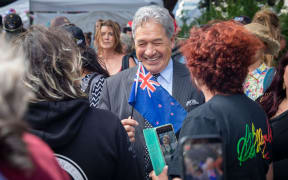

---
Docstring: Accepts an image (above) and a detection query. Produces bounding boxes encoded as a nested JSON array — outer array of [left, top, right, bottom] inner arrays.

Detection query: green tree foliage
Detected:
[[178, 0, 288, 39]]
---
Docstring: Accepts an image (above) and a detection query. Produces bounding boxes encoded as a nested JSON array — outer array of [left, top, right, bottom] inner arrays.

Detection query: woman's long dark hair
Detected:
[[80, 47, 109, 78], [259, 52, 288, 118]]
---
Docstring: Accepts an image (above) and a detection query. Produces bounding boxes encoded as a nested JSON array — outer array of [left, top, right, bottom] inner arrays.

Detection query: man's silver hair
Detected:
[[132, 5, 174, 39]]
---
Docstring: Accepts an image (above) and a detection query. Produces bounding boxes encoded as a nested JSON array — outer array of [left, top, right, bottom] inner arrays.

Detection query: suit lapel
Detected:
[[172, 61, 192, 110], [123, 65, 138, 101]]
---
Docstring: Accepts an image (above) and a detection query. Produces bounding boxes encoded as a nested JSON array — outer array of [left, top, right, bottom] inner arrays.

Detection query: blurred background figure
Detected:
[[0, 38, 69, 180], [120, 32, 134, 55], [123, 26, 132, 38], [94, 19, 135, 75], [94, 19, 103, 36], [3, 13, 25, 41], [62, 24, 86, 48], [50, 16, 71, 27], [170, 12, 184, 64], [17, 25, 139, 179], [62, 24, 109, 107], [252, 8, 281, 67], [7, 8, 16, 14], [120, 32, 137, 67], [233, 15, 251, 25], [93, 19, 103, 50], [121, 21, 137, 65], [259, 53, 288, 180], [280, 34, 287, 52], [277, 34, 287, 60], [84, 32, 92, 47], [243, 22, 280, 101]]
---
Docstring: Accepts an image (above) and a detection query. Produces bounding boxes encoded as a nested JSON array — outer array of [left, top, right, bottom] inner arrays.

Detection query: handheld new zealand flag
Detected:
[[128, 63, 187, 132]]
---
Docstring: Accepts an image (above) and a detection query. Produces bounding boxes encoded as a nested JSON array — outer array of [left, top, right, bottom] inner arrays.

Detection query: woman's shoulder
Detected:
[[186, 95, 235, 117], [87, 107, 120, 122], [211, 94, 261, 109], [185, 96, 226, 119], [84, 107, 122, 131], [271, 109, 288, 123], [183, 102, 220, 136], [185, 94, 264, 124], [214, 94, 266, 117]]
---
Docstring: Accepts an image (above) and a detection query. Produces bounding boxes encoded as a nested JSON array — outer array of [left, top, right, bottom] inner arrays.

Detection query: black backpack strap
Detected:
[[121, 54, 130, 71]]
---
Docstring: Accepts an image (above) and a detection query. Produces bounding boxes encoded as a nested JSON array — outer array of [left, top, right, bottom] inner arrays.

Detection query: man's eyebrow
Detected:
[[136, 39, 163, 43], [136, 40, 146, 43], [152, 39, 163, 42]]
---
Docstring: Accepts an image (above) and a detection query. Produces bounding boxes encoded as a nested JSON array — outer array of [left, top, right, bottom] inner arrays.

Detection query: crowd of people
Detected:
[[0, 4, 287, 180]]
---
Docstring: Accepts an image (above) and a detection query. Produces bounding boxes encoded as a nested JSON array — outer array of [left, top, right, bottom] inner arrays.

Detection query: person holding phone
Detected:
[[166, 21, 272, 180]]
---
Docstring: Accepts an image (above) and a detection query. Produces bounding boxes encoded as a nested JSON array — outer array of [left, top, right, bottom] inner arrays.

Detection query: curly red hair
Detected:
[[183, 21, 264, 94]]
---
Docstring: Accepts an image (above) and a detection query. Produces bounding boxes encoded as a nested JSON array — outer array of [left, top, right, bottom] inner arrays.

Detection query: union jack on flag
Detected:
[[135, 65, 160, 98], [128, 63, 187, 132]]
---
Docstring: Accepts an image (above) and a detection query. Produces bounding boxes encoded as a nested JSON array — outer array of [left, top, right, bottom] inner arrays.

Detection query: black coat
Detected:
[[25, 98, 140, 180]]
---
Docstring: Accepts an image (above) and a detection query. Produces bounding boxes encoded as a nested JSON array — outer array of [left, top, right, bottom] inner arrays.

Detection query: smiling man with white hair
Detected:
[[98, 5, 204, 179]]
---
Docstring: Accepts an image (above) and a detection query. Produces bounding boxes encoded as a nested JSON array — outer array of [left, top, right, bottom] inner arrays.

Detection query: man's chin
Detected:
[[144, 65, 162, 74]]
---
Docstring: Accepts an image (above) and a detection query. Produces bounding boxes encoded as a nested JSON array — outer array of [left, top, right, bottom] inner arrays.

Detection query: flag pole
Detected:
[[130, 62, 142, 118]]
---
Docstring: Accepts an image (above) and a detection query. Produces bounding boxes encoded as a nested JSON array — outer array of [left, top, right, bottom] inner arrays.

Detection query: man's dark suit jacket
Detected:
[[98, 60, 204, 179]]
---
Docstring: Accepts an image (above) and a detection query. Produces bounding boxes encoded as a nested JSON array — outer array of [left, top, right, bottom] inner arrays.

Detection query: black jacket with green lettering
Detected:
[[168, 94, 272, 180]]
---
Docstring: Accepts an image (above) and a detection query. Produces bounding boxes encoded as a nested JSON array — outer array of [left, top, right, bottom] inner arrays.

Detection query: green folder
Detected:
[[143, 128, 166, 176]]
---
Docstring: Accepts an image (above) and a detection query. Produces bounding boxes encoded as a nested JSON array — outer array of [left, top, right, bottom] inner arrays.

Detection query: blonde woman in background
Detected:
[[243, 22, 280, 100], [94, 20, 135, 75], [252, 8, 281, 66], [93, 19, 103, 50]]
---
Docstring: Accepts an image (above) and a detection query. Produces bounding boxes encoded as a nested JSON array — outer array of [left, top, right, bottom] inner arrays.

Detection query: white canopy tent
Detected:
[[30, 0, 151, 11], [30, 0, 163, 33], [0, 0, 29, 27]]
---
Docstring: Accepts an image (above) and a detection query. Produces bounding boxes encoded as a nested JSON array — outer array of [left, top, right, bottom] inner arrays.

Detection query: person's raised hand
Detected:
[[149, 166, 168, 180], [121, 117, 139, 142]]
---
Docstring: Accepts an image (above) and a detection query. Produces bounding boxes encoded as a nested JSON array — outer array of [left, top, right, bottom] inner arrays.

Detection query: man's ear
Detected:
[[170, 36, 175, 49]]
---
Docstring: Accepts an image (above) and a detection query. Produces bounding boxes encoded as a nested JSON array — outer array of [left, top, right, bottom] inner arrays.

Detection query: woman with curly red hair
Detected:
[[166, 21, 272, 180]]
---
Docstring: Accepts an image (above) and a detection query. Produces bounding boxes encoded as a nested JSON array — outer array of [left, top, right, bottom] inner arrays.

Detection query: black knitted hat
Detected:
[[3, 13, 23, 32], [62, 24, 86, 47]]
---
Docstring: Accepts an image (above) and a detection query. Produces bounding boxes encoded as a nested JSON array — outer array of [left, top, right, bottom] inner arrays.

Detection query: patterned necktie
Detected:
[[153, 73, 160, 81]]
